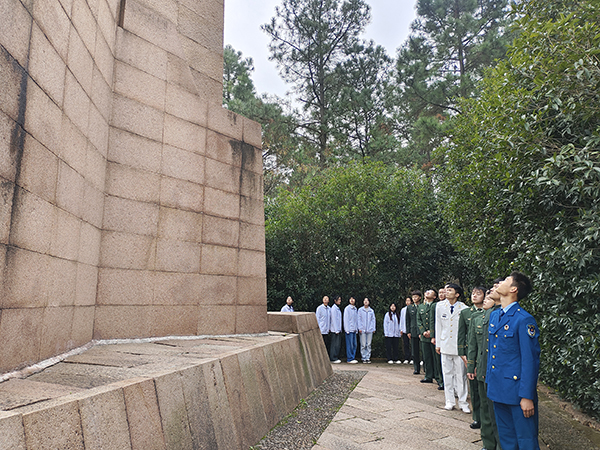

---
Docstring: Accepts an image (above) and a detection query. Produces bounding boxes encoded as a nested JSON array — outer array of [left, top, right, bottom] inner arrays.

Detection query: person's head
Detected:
[[405, 297, 412, 306], [333, 295, 341, 306], [471, 286, 486, 306], [424, 289, 437, 302], [363, 297, 370, 308], [389, 303, 397, 313], [286, 296, 293, 306], [445, 283, 463, 301], [349, 296, 356, 306], [438, 287, 446, 300], [411, 290, 422, 304], [483, 291, 495, 310], [497, 272, 532, 301], [322, 296, 329, 306], [489, 282, 501, 302]]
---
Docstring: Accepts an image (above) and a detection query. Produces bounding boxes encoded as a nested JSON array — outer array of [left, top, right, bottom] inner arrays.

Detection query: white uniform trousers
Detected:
[[441, 353, 469, 408]]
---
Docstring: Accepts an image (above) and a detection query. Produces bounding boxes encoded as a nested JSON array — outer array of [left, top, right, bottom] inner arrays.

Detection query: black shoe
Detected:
[[470, 421, 481, 429], [420, 378, 433, 383], [413, 371, 420, 375], [437, 385, 444, 390]]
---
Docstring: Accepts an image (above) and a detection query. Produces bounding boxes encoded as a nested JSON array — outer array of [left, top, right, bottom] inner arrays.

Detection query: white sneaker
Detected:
[[409, 360, 414, 364], [403, 360, 409, 364], [332, 359, 341, 364], [420, 361, 424, 365], [388, 360, 394, 364], [444, 404, 455, 411], [460, 405, 471, 414], [348, 359, 358, 364], [362, 360, 368, 364], [395, 360, 402, 364], [366, 360, 371, 364]]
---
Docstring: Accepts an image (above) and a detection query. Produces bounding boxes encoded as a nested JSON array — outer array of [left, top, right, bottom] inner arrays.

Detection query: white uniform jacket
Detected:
[[435, 300, 467, 355]]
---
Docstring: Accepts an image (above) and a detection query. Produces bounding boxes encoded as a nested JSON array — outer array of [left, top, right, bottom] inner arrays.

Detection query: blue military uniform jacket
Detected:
[[486, 302, 540, 405]]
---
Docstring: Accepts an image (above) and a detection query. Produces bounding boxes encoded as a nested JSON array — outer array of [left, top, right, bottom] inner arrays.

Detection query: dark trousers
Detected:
[[385, 337, 400, 361], [401, 333, 411, 360], [494, 400, 539, 450], [469, 377, 481, 423], [322, 333, 331, 357], [478, 380, 501, 450], [433, 348, 443, 385], [421, 340, 435, 380], [410, 335, 421, 373], [329, 332, 342, 361]]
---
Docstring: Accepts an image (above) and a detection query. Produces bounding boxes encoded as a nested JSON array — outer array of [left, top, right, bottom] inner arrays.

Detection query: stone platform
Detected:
[[0, 312, 331, 449]]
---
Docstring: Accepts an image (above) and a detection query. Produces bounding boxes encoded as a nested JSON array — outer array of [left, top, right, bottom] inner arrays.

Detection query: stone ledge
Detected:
[[0, 313, 331, 450]]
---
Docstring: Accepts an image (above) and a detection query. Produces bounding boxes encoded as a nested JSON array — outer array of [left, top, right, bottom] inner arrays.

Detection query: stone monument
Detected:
[[0, 0, 267, 374]]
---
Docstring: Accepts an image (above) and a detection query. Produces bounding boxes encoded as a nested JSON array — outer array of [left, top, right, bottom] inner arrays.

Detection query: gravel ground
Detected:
[[251, 370, 366, 450]]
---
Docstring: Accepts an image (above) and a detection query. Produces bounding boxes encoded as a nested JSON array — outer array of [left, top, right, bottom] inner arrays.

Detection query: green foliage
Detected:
[[395, 0, 511, 164], [266, 161, 452, 316], [435, 0, 600, 419]]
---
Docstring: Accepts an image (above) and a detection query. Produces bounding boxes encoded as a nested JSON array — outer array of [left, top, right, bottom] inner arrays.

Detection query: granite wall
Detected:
[[0, 0, 267, 374]]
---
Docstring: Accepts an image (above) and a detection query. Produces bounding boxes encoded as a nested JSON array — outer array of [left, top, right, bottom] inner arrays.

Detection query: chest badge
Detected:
[[504, 325, 509, 330]]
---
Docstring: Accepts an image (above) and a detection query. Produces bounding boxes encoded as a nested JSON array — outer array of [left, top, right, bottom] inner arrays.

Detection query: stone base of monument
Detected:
[[0, 312, 331, 450]]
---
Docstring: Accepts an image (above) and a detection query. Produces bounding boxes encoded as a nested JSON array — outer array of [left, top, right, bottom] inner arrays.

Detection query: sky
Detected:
[[223, 0, 418, 99]]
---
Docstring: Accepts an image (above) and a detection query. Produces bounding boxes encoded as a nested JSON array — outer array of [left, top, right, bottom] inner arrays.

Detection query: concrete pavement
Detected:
[[314, 362, 600, 450]]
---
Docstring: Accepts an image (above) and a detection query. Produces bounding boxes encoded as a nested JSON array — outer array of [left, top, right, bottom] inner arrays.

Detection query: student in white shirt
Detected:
[[383, 303, 401, 364], [357, 298, 376, 363], [329, 295, 343, 363], [280, 296, 294, 312], [316, 296, 331, 356], [400, 297, 412, 364], [343, 297, 358, 363]]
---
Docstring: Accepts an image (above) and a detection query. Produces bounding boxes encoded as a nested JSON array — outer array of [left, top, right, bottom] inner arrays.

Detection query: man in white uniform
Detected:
[[435, 283, 470, 413]]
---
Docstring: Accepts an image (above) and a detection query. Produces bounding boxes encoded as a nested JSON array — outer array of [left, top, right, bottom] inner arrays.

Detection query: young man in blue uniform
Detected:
[[486, 272, 540, 450]]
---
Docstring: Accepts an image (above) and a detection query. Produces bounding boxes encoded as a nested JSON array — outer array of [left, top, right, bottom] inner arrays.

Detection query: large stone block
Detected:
[[99, 230, 156, 270], [81, 182, 105, 228], [0, 307, 44, 372], [189, 68, 223, 106], [97, 268, 154, 306], [9, 188, 56, 254], [165, 83, 207, 126], [197, 305, 235, 335], [180, 36, 223, 83], [195, 274, 237, 306], [204, 187, 239, 219], [238, 249, 266, 278], [163, 114, 206, 155], [86, 105, 109, 161], [245, 347, 278, 429], [0, 411, 26, 450], [235, 305, 268, 334], [78, 386, 132, 450], [103, 195, 160, 236], [207, 105, 243, 141], [0, 111, 20, 184], [220, 354, 253, 449], [18, 134, 58, 204], [75, 263, 98, 306], [236, 277, 266, 306], [110, 94, 164, 142], [93, 305, 151, 339], [243, 116, 262, 149], [239, 221, 265, 252], [159, 176, 203, 213], [155, 238, 201, 273], [46, 257, 77, 306], [166, 53, 197, 94], [240, 168, 262, 199], [32, 0, 71, 61], [39, 306, 75, 361], [115, 28, 168, 81], [59, 114, 88, 177], [205, 157, 239, 194], [240, 196, 265, 226], [177, 4, 223, 54], [201, 359, 239, 449], [135, 0, 178, 23], [66, 30, 94, 111], [122, 378, 167, 450], [236, 350, 268, 441], [108, 127, 163, 173], [149, 305, 198, 336], [157, 206, 203, 242], [205, 130, 241, 166], [96, 0, 118, 54], [29, 23, 67, 107], [94, 28, 115, 90], [262, 342, 289, 415], [0, 181, 14, 245], [56, 160, 85, 217], [72, 0, 97, 57], [91, 63, 113, 121], [161, 145, 205, 184], [114, 61, 166, 111], [22, 399, 85, 450], [200, 244, 237, 276], [63, 70, 91, 143], [202, 215, 239, 247], [0, 0, 32, 68], [154, 371, 194, 450], [49, 208, 81, 260], [153, 272, 202, 306], [105, 161, 161, 203], [1, 247, 49, 309], [71, 305, 95, 347], [24, 80, 63, 157]]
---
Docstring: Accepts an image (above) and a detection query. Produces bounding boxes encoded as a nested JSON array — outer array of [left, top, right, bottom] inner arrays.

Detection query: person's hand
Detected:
[[467, 373, 475, 380], [435, 347, 441, 355], [460, 355, 468, 367], [423, 330, 430, 338], [520, 398, 535, 418], [407, 333, 411, 339], [431, 338, 436, 345]]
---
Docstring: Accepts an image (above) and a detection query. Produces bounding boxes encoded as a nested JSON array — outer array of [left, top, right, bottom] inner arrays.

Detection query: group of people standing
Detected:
[[283, 271, 541, 450]]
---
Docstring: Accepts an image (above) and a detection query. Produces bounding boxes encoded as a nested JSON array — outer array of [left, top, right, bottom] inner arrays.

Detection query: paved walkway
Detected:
[[314, 362, 600, 450]]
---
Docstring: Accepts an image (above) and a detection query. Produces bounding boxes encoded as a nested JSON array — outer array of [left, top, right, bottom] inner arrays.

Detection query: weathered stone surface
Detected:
[[122, 378, 167, 450]]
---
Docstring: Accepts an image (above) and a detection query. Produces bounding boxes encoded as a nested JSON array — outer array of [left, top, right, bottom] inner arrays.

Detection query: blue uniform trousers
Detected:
[[493, 401, 539, 450]]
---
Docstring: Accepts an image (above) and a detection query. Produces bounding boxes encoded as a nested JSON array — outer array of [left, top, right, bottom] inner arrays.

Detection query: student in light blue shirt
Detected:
[[344, 297, 358, 363], [329, 295, 343, 363], [357, 298, 376, 363], [280, 296, 294, 312], [383, 302, 401, 364], [316, 296, 331, 356]]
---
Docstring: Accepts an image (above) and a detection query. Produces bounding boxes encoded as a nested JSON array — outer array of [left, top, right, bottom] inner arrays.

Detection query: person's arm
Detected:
[[435, 303, 442, 354], [406, 307, 413, 339], [518, 317, 540, 417], [466, 317, 479, 379], [458, 310, 468, 365]]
